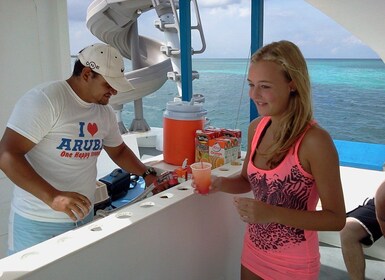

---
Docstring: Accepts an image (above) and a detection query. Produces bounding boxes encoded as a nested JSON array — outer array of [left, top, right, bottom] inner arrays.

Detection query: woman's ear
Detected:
[[288, 81, 296, 93]]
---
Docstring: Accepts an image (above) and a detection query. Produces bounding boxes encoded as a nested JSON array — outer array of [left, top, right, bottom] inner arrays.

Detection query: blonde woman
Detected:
[[193, 40, 346, 279]]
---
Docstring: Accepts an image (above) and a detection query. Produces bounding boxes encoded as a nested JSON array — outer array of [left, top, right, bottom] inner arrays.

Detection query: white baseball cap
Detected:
[[78, 43, 134, 93]]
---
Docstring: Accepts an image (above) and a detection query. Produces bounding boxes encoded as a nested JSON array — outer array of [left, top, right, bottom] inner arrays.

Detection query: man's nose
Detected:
[[110, 87, 118, 95]]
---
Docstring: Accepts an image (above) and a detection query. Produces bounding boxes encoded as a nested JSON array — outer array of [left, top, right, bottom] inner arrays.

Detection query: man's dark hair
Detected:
[[72, 59, 101, 79], [72, 59, 86, 76]]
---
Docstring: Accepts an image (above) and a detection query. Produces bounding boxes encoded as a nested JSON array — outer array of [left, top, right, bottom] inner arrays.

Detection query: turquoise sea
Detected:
[[119, 58, 385, 149]]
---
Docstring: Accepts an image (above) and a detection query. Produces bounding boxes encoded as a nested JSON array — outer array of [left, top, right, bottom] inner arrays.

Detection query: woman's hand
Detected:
[[191, 175, 221, 195], [233, 197, 274, 224]]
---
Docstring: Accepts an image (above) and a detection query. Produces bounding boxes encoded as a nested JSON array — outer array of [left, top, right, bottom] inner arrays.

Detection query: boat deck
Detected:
[[319, 242, 384, 279]]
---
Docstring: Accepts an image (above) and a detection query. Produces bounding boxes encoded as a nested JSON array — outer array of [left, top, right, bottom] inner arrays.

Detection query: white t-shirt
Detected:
[[7, 81, 123, 222]]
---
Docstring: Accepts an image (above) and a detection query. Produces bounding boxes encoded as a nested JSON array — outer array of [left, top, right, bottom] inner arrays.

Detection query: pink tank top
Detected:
[[242, 117, 320, 279]]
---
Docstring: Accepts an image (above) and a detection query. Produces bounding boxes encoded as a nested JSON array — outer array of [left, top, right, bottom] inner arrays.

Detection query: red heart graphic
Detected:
[[87, 123, 98, 136]]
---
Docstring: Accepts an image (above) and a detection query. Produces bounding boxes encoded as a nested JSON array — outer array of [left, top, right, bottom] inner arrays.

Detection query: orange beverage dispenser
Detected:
[[163, 101, 207, 166]]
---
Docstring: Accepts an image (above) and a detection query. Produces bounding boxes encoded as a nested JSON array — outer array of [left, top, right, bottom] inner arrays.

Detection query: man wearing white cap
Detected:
[[0, 43, 157, 254]]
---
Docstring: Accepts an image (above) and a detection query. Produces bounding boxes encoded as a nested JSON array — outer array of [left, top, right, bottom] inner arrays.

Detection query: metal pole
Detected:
[[179, 0, 193, 101], [250, 0, 264, 122]]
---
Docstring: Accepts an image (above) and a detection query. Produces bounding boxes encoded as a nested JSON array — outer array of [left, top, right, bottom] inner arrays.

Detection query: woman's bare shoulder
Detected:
[[248, 116, 263, 134], [299, 124, 338, 168], [302, 124, 334, 148]]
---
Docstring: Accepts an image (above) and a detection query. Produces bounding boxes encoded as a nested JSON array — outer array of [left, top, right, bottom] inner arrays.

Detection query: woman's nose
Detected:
[[249, 87, 259, 99]]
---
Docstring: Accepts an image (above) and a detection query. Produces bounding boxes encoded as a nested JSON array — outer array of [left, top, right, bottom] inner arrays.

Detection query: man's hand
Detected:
[[50, 191, 92, 221]]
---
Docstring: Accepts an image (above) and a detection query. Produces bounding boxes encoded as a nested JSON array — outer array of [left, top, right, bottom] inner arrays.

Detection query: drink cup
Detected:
[[190, 162, 212, 194]]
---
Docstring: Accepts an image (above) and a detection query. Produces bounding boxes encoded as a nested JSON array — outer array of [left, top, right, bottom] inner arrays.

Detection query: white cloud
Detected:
[[199, 0, 242, 8], [342, 35, 363, 45]]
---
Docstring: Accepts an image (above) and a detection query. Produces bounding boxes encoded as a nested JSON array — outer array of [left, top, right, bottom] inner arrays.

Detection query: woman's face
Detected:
[[247, 60, 293, 118]]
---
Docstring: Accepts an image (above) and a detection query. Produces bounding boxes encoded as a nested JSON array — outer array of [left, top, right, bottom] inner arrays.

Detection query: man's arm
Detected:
[[104, 143, 156, 187], [375, 180, 385, 235], [0, 128, 91, 221]]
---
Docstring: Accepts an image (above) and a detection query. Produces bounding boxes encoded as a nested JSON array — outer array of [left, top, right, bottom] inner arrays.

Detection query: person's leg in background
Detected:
[[340, 217, 368, 280]]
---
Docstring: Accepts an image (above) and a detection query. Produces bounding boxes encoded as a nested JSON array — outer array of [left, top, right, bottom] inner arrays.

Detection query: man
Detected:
[[340, 180, 385, 280], [0, 43, 157, 255]]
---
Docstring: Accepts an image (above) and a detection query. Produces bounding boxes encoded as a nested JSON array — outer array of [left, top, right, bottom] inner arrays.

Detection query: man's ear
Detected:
[[81, 67, 92, 81]]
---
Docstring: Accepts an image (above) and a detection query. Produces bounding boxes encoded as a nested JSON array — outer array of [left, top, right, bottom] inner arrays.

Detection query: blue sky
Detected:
[[67, 0, 379, 59]]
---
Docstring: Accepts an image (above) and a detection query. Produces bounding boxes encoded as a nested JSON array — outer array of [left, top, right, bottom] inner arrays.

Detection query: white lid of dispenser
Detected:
[[164, 101, 207, 120]]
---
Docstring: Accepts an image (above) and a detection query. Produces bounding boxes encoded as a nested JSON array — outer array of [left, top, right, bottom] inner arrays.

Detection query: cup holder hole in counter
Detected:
[[140, 201, 155, 208], [177, 186, 192, 191], [57, 236, 73, 244], [115, 212, 133, 219], [159, 193, 174, 199], [89, 224, 103, 232], [20, 251, 40, 260]]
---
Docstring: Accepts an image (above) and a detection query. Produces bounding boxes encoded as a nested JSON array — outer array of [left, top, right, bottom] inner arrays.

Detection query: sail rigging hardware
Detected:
[[152, 0, 206, 55], [167, 70, 199, 82], [160, 45, 180, 56]]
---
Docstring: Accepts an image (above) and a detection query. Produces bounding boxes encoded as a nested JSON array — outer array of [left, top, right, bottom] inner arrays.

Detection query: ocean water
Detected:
[[119, 58, 385, 149]]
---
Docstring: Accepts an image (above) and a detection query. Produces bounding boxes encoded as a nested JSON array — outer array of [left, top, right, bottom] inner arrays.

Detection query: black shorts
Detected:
[[346, 198, 383, 246]]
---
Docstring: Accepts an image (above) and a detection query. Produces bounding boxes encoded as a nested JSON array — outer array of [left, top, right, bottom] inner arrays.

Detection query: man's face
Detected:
[[87, 72, 117, 105]]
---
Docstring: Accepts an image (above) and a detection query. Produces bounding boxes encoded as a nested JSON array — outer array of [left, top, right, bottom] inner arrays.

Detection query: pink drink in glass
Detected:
[[190, 162, 212, 194]]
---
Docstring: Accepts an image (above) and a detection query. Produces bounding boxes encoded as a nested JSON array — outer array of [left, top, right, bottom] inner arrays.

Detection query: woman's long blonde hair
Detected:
[[251, 40, 313, 167]]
